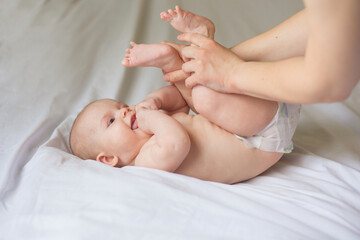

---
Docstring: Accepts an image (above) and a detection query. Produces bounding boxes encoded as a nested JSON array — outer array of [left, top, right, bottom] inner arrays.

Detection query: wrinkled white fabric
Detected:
[[1, 1, 359, 239]]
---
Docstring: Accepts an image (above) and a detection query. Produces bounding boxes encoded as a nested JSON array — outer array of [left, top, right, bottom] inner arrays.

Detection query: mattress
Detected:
[[1, 0, 359, 239]]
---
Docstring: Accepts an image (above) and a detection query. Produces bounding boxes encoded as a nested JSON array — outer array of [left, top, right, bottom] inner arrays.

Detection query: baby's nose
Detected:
[[128, 105, 136, 111], [121, 107, 131, 118]]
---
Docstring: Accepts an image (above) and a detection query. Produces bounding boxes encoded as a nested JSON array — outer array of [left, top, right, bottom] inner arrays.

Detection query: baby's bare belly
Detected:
[[172, 113, 282, 184]]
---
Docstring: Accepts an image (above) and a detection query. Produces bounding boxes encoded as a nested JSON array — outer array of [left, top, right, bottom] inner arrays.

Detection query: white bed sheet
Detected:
[[1, 0, 359, 239]]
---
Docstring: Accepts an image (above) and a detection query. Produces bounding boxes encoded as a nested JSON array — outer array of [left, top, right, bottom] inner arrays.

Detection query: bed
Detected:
[[1, 0, 359, 239]]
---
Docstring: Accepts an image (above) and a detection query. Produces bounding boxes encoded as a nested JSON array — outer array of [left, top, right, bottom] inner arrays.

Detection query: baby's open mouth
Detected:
[[131, 113, 138, 130]]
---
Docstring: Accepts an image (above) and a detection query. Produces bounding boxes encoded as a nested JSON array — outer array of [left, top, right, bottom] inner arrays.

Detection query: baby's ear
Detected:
[[96, 152, 119, 167]]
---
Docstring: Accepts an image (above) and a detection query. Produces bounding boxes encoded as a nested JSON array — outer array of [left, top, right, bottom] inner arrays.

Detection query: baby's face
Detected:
[[79, 99, 150, 165]]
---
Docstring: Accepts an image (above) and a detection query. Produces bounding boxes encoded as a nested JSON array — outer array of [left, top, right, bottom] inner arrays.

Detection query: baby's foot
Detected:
[[122, 42, 183, 73], [160, 5, 215, 39]]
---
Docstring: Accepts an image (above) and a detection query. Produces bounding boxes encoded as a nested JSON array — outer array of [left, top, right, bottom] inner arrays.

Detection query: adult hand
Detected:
[[161, 41, 188, 61], [163, 69, 190, 84], [161, 41, 190, 84], [178, 33, 244, 92]]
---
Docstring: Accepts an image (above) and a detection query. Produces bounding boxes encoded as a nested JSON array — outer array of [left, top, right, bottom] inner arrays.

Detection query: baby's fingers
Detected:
[[136, 100, 158, 112]]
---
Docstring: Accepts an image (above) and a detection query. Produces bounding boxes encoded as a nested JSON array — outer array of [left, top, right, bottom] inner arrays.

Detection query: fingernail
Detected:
[[164, 75, 169, 82]]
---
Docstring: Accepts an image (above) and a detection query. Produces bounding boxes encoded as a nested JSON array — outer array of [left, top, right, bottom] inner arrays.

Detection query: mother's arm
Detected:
[[233, 0, 360, 103], [230, 9, 308, 62], [163, 9, 309, 82], [179, 1, 360, 103]]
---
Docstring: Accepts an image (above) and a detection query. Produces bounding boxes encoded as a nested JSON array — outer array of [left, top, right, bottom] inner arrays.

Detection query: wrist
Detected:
[[231, 40, 265, 62], [225, 56, 247, 95]]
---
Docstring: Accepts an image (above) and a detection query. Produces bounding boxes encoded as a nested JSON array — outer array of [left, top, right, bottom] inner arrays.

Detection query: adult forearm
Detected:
[[231, 9, 308, 62], [230, 57, 311, 103], [232, 55, 355, 104], [231, 1, 360, 103], [303, 0, 360, 101]]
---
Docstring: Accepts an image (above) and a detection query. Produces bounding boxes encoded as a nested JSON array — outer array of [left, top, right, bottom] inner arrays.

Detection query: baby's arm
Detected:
[[134, 106, 190, 172], [142, 85, 190, 115]]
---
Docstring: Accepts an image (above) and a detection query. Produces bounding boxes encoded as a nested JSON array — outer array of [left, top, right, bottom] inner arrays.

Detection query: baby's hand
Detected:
[[136, 98, 160, 111], [135, 98, 160, 134]]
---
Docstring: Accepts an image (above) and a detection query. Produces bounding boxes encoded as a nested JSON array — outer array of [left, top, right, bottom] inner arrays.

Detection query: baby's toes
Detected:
[[175, 5, 183, 15], [160, 12, 172, 21], [121, 57, 131, 66], [168, 9, 178, 18]]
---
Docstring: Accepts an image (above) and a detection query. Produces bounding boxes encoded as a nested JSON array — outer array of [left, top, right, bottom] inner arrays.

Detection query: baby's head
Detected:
[[69, 99, 150, 167]]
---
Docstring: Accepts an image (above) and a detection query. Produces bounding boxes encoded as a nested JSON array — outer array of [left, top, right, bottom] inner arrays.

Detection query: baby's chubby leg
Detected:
[[192, 86, 278, 137], [122, 42, 183, 73], [160, 6, 278, 137]]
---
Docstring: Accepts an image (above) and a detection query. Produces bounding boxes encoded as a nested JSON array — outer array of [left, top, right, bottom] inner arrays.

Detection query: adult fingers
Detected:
[[181, 45, 202, 60], [184, 75, 199, 89], [164, 69, 189, 83], [177, 32, 209, 47], [161, 41, 186, 53], [161, 41, 190, 62], [182, 60, 198, 74]]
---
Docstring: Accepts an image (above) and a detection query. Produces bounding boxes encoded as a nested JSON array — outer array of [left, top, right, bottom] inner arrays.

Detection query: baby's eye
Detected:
[[109, 118, 115, 125]]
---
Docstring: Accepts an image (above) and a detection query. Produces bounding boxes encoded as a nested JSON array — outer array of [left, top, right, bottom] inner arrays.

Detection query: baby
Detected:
[[70, 6, 301, 184], [122, 6, 301, 154]]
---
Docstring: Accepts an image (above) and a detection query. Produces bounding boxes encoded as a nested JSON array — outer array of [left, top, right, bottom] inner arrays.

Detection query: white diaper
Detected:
[[235, 103, 301, 153]]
